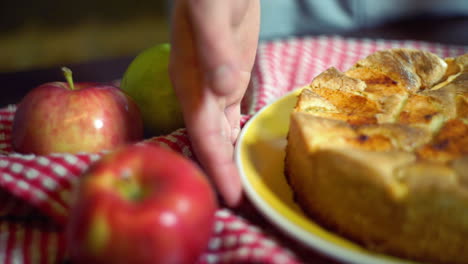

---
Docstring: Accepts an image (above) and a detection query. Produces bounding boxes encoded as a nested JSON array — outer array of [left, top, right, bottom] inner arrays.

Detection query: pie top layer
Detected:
[[293, 48, 468, 199]]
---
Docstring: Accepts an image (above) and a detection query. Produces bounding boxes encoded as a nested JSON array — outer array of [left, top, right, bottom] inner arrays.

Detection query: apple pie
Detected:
[[284, 48, 468, 264]]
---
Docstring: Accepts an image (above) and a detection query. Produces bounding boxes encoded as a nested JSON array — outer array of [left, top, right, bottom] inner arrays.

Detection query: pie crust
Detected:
[[284, 49, 468, 264]]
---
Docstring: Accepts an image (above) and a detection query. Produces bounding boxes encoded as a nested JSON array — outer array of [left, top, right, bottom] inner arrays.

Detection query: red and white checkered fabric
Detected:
[[0, 36, 467, 264]]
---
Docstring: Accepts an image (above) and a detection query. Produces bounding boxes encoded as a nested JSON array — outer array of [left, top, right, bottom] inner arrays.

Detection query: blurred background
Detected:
[[1, 1, 467, 74], [0, 0, 170, 73]]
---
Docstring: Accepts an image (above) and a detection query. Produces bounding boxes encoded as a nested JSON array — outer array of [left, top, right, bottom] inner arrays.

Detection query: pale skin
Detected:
[[169, 0, 260, 206]]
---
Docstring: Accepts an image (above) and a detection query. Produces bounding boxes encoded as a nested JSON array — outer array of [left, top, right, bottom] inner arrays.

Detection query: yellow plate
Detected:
[[235, 89, 419, 264]]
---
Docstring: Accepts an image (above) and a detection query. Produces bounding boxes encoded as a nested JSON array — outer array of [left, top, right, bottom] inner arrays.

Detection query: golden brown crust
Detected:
[[345, 63, 406, 97], [353, 48, 448, 91], [285, 49, 468, 264], [309, 67, 367, 93], [416, 119, 468, 163]]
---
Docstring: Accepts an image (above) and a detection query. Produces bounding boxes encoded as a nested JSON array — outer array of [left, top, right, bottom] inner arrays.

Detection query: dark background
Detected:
[[0, 0, 170, 73], [0, 1, 467, 107]]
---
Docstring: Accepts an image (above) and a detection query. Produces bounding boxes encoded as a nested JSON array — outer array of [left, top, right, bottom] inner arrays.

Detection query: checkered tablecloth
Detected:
[[1, 36, 467, 264]]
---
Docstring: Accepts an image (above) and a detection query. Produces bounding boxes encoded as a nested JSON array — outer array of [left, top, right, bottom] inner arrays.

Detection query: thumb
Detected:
[[186, 0, 240, 96]]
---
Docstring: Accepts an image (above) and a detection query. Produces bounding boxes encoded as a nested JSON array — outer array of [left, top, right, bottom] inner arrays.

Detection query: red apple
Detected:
[[66, 144, 218, 264], [12, 67, 143, 155]]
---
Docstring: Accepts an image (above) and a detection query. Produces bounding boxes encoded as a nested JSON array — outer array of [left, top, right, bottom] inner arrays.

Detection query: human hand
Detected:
[[169, 0, 260, 206]]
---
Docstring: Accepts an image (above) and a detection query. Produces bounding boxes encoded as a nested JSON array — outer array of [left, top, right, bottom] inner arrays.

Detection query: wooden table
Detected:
[[1, 16, 467, 263]]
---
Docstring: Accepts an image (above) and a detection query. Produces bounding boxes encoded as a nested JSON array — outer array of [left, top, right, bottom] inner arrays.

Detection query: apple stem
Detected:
[[61, 67, 75, 91]]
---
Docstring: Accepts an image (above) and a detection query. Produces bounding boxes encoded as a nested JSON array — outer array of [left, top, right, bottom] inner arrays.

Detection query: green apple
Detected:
[[120, 43, 184, 136]]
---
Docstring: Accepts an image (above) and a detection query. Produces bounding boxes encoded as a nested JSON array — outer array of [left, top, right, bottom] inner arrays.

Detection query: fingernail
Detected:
[[225, 181, 243, 207], [211, 64, 235, 95], [231, 127, 240, 143]]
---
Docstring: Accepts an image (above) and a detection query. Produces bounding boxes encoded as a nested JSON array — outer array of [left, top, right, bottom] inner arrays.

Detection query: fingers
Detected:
[[224, 104, 241, 144], [170, 3, 242, 207], [169, 0, 258, 206], [224, 70, 252, 143], [186, 92, 243, 207], [185, 0, 241, 96]]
